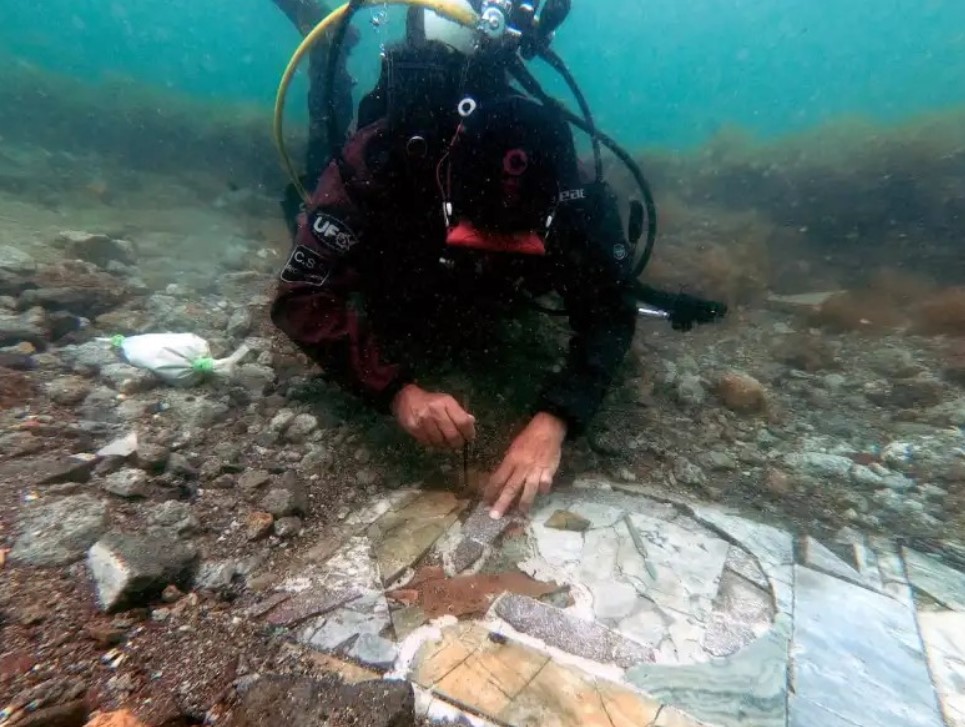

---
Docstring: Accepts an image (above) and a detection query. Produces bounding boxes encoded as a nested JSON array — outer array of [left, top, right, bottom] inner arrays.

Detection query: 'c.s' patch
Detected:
[[309, 213, 358, 255], [280, 245, 331, 286]]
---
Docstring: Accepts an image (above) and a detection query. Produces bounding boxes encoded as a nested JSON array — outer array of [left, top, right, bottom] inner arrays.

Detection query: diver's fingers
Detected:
[[490, 466, 528, 519], [444, 402, 477, 444]]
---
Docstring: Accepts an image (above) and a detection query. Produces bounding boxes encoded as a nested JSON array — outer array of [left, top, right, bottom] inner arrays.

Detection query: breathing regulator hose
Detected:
[[272, 0, 481, 205], [273, 0, 658, 279]]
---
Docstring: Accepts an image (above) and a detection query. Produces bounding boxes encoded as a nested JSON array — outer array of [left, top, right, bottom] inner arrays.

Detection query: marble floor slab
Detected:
[[791, 565, 944, 727], [918, 611, 965, 727], [904, 547, 965, 612]]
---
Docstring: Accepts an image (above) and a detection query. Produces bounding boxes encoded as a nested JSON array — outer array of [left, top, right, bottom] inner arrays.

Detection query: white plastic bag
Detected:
[[103, 333, 250, 387]]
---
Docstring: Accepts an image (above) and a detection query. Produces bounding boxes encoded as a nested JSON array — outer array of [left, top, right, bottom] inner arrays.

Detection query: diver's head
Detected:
[[423, 0, 571, 58], [441, 95, 569, 256]]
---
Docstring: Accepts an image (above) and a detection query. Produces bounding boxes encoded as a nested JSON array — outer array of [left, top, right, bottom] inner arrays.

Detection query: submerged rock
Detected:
[[20, 261, 130, 318], [715, 371, 768, 413], [45, 376, 92, 406], [87, 531, 199, 612], [11, 494, 108, 566], [0, 245, 37, 296], [57, 230, 135, 269], [102, 469, 149, 499], [0, 307, 48, 348]]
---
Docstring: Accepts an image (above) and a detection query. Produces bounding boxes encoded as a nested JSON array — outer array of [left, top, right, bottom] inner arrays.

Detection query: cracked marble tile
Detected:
[[621, 513, 730, 619], [411, 623, 548, 716], [800, 536, 871, 589], [498, 659, 662, 727], [369, 490, 466, 585], [627, 619, 789, 727], [304, 607, 390, 654], [691, 508, 794, 572], [579, 527, 623, 584], [918, 611, 965, 727], [791, 566, 944, 727], [903, 548, 965, 612], [411, 622, 668, 727], [589, 580, 641, 621], [530, 522, 585, 567], [723, 546, 769, 591]]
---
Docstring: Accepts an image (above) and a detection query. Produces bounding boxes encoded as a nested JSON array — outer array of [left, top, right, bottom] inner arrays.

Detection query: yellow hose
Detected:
[[274, 0, 481, 204]]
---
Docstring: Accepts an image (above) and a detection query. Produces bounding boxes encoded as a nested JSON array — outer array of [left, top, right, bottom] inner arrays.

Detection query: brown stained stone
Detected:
[[597, 683, 665, 727], [499, 659, 661, 727], [435, 641, 548, 717], [411, 622, 489, 687], [544, 510, 592, 532], [369, 491, 466, 585], [305, 652, 380, 685], [412, 624, 547, 716], [246, 511, 274, 541], [264, 587, 360, 627], [393, 567, 557, 620], [412, 624, 664, 727]]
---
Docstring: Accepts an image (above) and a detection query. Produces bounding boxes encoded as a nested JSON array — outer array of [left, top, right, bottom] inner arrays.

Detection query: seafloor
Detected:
[[1, 72, 964, 727]]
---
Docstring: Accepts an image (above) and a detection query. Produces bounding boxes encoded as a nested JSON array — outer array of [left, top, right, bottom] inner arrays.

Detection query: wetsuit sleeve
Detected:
[[270, 127, 413, 412], [535, 180, 638, 437]]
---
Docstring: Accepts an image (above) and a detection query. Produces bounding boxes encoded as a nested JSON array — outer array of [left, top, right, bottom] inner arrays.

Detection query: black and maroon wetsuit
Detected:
[[270, 87, 637, 437]]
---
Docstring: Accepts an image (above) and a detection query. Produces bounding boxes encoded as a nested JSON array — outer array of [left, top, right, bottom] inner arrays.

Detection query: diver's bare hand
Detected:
[[391, 384, 476, 450], [485, 413, 567, 519]]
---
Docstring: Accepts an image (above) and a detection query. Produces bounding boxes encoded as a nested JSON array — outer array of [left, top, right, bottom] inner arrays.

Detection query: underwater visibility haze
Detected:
[[1, 1, 965, 725]]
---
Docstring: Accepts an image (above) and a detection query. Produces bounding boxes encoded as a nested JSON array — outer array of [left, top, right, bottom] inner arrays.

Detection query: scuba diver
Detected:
[[270, 0, 727, 520]]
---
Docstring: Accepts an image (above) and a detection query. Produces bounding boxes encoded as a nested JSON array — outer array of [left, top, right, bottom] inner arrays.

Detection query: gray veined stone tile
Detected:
[[851, 542, 884, 591], [621, 512, 731, 619], [903, 547, 965, 612], [529, 521, 584, 567], [627, 619, 789, 727], [789, 696, 864, 727], [771, 565, 794, 617], [304, 607, 390, 651], [791, 565, 944, 727], [918, 611, 965, 727], [578, 527, 622, 583], [871, 537, 908, 583], [691, 507, 794, 572], [800, 536, 871, 589], [493, 593, 653, 668]]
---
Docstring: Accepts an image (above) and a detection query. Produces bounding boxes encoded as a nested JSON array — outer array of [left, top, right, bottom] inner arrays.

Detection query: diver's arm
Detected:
[[270, 126, 413, 412], [536, 181, 638, 437]]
